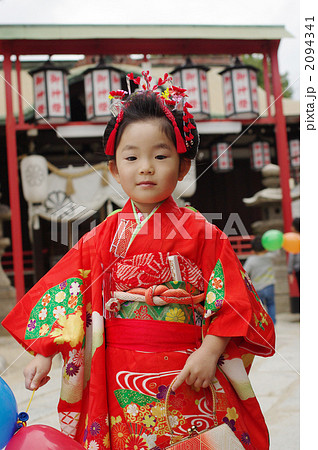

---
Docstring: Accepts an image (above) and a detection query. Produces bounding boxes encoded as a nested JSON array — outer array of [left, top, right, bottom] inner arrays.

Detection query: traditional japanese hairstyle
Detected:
[[103, 71, 199, 160]]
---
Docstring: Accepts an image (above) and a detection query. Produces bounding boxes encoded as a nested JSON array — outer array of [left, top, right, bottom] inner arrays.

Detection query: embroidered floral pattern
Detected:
[[125, 434, 148, 449], [27, 319, 36, 332], [70, 281, 81, 296], [50, 309, 84, 347], [25, 277, 84, 340], [68, 295, 78, 309], [111, 422, 129, 449], [254, 312, 269, 331], [88, 440, 99, 450], [53, 305, 66, 319], [38, 308, 48, 320], [226, 407, 239, 421], [42, 293, 51, 306], [165, 307, 185, 323], [142, 414, 156, 428], [55, 291, 66, 303], [90, 421, 101, 436], [134, 305, 153, 320], [223, 416, 236, 431], [39, 324, 49, 336], [205, 260, 225, 315], [59, 281, 68, 290], [241, 432, 251, 445], [65, 362, 80, 377], [156, 385, 170, 400]]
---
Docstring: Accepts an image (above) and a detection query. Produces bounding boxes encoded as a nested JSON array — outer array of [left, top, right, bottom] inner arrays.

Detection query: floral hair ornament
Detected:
[[108, 89, 128, 117], [104, 70, 194, 155]]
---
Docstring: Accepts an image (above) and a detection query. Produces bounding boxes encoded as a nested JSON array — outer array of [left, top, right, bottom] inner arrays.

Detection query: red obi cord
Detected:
[[105, 318, 202, 352]]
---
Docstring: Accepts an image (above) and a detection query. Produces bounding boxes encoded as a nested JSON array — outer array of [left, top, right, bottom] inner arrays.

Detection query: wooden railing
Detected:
[[228, 235, 254, 259], [2, 250, 35, 275]]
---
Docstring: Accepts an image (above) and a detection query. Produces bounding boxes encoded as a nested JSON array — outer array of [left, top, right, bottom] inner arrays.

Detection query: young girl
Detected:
[[2, 73, 275, 450]]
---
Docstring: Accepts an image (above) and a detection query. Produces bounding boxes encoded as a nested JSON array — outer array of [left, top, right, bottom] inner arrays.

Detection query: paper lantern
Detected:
[[289, 139, 300, 167], [20, 155, 48, 203], [250, 141, 271, 171], [211, 143, 233, 172], [170, 58, 210, 120], [219, 58, 259, 119], [84, 58, 124, 121], [29, 61, 70, 123]]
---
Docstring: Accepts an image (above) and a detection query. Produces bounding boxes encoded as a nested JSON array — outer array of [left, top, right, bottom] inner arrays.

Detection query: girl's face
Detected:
[[109, 119, 190, 214]]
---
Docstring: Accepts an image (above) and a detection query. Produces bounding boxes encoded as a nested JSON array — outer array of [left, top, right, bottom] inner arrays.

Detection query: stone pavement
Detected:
[[0, 312, 300, 449]]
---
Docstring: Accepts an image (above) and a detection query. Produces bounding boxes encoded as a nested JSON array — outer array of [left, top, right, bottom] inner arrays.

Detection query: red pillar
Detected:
[[269, 41, 293, 232], [15, 55, 25, 126], [3, 52, 25, 300], [262, 53, 272, 118]]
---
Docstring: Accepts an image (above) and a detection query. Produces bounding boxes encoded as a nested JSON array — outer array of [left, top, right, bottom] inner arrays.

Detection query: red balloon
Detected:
[[6, 424, 85, 449]]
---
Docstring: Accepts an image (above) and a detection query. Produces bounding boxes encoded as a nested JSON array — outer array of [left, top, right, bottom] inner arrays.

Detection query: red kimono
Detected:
[[2, 196, 275, 450]]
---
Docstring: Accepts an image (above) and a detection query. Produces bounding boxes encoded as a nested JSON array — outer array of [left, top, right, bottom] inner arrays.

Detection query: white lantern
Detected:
[[20, 155, 48, 203], [250, 141, 271, 171], [84, 59, 124, 121], [30, 61, 70, 123], [211, 143, 233, 172], [219, 58, 259, 119], [170, 58, 210, 120], [289, 139, 300, 167]]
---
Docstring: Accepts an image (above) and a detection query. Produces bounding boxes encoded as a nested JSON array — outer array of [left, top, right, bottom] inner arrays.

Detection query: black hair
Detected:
[[103, 91, 199, 160], [251, 236, 265, 253], [292, 217, 300, 233]]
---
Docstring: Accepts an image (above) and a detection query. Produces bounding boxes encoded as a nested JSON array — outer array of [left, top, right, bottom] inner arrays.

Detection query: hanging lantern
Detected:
[[170, 58, 210, 120], [219, 57, 259, 119], [29, 60, 70, 123], [83, 57, 124, 122], [250, 141, 271, 171], [20, 155, 48, 203], [211, 143, 233, 172], [289, 139, 300, 167]]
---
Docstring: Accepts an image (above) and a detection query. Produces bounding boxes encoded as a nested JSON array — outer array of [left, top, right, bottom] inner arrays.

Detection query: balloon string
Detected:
[[25, 389, 35, 413]]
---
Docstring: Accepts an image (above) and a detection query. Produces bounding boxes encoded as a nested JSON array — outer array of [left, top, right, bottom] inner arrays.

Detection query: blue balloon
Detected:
[[0, 377, 18, 449]]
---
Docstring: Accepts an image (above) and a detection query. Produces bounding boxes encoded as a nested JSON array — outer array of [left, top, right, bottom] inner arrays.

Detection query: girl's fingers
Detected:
[[31, 369, 48, 390], [172, 368, 189, 391], [24, 367, 36, 390], [38, 376, 51, 388]]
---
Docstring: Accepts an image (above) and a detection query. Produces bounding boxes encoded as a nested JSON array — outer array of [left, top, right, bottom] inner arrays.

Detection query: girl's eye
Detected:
[[155, 155, 167, 160], [126, 156, 137, 161]]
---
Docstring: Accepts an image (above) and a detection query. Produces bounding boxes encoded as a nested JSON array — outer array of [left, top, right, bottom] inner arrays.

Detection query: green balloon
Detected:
[[261, 229, 284, 251]]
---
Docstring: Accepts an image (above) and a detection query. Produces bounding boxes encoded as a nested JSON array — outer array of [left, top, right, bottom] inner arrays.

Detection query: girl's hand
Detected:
[[23, 354, 54, 390], [173, 335, 230, 391]]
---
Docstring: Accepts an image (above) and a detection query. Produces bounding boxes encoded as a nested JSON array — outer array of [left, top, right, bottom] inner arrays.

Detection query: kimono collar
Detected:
[[120, 196, 182, 220]]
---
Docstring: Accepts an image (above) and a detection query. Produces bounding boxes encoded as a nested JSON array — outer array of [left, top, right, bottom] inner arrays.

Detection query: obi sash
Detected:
[[105, 318, 202, 352]]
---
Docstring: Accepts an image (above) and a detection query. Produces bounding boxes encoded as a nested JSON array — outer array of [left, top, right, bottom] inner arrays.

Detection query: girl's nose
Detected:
[[139, 164, 154, 174]]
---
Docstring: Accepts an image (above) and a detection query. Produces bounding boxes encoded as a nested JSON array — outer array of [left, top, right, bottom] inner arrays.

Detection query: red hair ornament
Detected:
[[104, 71, 193, 156]]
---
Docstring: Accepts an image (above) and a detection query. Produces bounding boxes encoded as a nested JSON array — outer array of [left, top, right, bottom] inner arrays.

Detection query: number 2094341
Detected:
[[305, 17, 315, 71]]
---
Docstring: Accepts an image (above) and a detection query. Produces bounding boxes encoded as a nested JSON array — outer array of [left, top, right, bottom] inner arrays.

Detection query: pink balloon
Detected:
[[6, 424, 84, 449]]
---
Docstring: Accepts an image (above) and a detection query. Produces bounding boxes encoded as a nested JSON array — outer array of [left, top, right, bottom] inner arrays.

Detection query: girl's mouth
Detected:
[[137, 181, 156, 186]]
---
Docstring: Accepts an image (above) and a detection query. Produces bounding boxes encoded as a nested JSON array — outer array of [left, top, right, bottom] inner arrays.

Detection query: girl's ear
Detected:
[[178, 158, 191, 181], [108, 160, 121, 183]]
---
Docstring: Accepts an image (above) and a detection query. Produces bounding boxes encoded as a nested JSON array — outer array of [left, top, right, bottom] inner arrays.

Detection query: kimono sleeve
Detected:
[[203, 230, 275, 357], [1, 228, 100, 358]]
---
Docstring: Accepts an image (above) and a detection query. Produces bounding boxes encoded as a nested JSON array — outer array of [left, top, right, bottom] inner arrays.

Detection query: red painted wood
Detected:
[[262, 53, 272, 118], [269, 41, 293, 233], [3, 54, 25, 300], [0, 38, 272, 56]]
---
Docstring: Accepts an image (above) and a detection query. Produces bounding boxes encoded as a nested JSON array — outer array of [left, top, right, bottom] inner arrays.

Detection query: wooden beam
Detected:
[[1, 38, 272, 57]]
